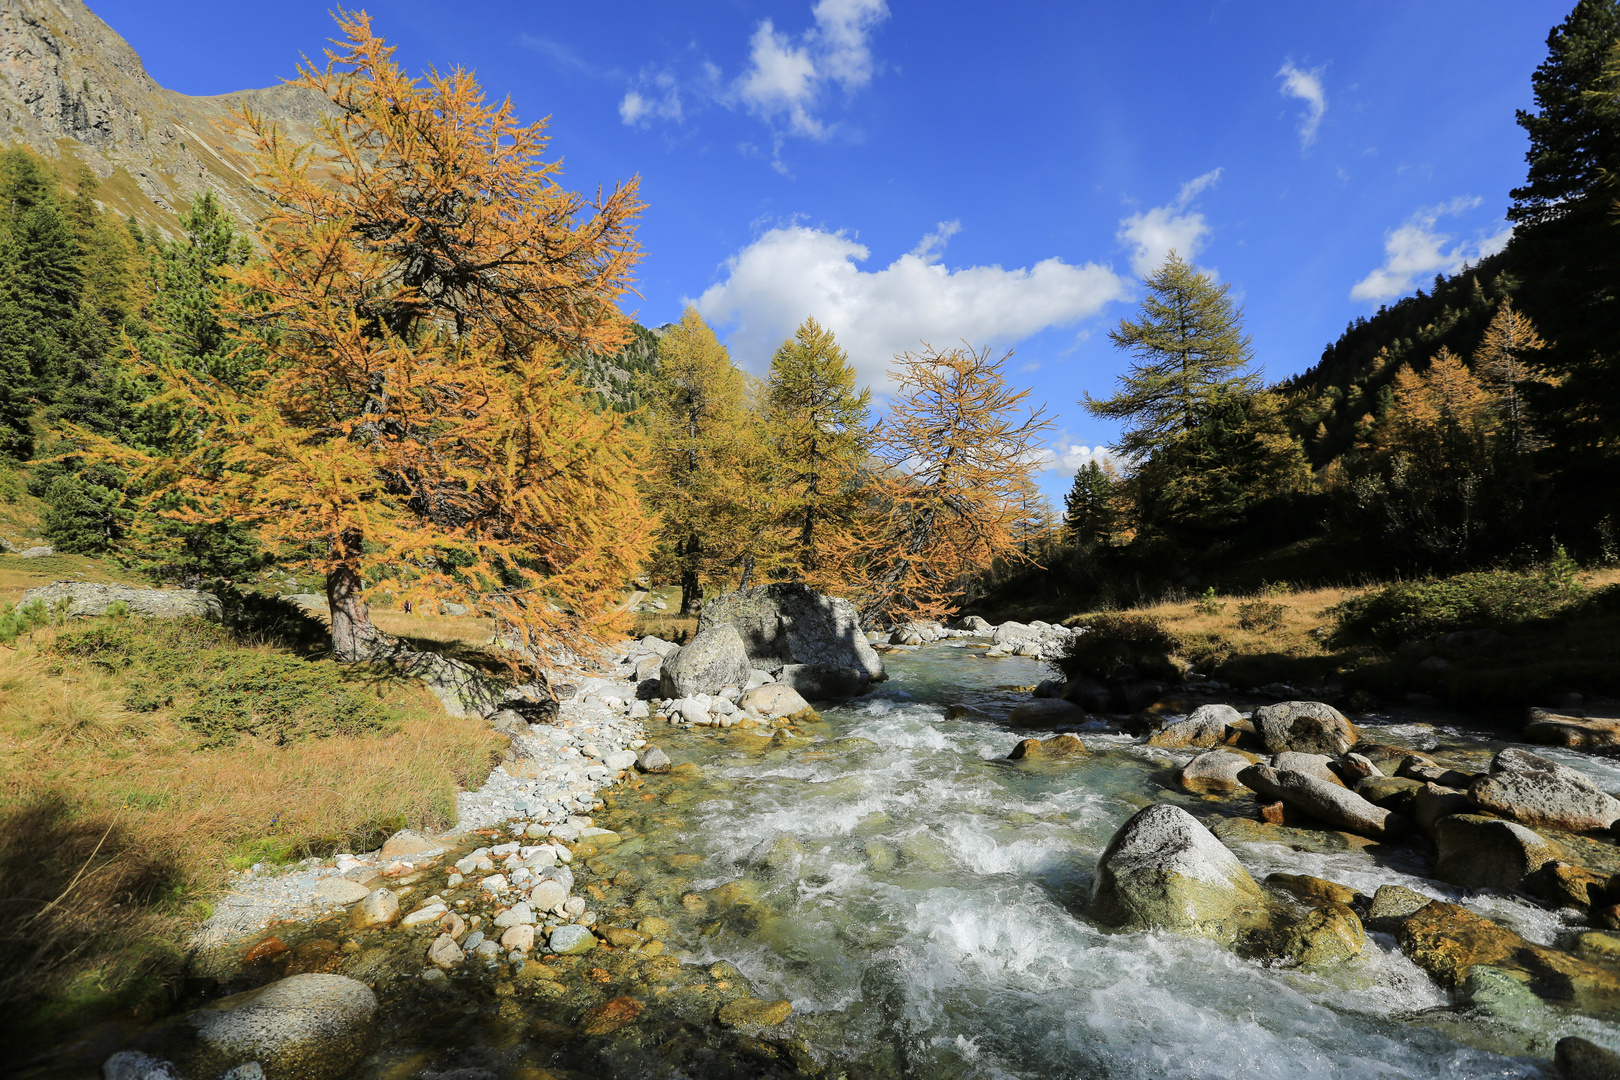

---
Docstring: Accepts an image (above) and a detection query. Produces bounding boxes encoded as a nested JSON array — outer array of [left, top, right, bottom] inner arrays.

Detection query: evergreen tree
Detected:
[[1083, 251, 1260, 459], [0, 149, 82, 399], [764, 317, 872, 576], [1062, 460, 1118, 546], [0, 238, 36, 459]]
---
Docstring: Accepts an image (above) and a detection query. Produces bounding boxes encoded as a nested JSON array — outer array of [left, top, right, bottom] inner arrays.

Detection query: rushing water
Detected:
[[651, 644, 1620, 1079]]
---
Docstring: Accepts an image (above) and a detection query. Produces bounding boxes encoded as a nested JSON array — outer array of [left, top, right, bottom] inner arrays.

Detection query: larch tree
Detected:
[[1471, 299, 1549, 456], [643, 307, 760, 615], [764, 317, 872, 577], [87, 13, 652, 661], [820, 343, 1053, 626], [1083, 251, 1259, 460]]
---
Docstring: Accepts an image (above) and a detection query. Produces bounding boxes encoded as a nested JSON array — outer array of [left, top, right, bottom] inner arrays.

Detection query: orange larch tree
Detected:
[[818, 343, 1053, 626], [98, 13, 652, 662]]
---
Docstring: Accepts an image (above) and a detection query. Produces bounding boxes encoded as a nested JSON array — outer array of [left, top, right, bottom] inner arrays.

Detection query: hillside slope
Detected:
[[0, 0, 323, 236]]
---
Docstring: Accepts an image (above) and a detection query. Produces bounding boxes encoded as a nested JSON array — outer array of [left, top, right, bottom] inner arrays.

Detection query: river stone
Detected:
[[661, 623, 751, 698], [1237, 764, 1404, 838], [1339, 753, 1382, 782], [494, 903, 536, 927], [1253, 701, 1359, 756], [1556, 1036, 1620, 1080], [1008, 734, 1090, 760], [348, 888, 399, 930], [426, 933, 463, 969], [1148, 703, 1242, 749], [184, 974, 377, 1080], [579, 995, 644, 1036], [1434, 814, 1563, 891], [1525, 861, 1609, 909], [1089, 804, 1267, 940], [1356, 775, 1424, 812], [698, 582, 886, 696], [500, 924, 536, 953], [1469, 747, 1620, 833], [1283, 902, 1365, 967], [1525, 710, 1620, 753], [1411, 782, 1472, 839], [1179, 750, 1260, 795], [103, 1051, 184, 1080], [739, 683, 813, 720], [379, 830, 440, 859], [1397, 901, 1620, 1013], [1365, 884, 1433, 932], [529, 879, 569, 913], [635, 745, 671, 773], [717, 997, 794, 1028], [1270, 752, 1345, 786], [1265, 872, 1360, 907], [1006, 698, 1087, 728], [548, 924, 597, 954], [313, 878, 370, 906], [20, 581, 223, 620]]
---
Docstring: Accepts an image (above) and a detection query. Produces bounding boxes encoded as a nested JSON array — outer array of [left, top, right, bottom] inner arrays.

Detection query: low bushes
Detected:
[[1331, 552, 1585, 646], [1053, 613, 1182, 682]]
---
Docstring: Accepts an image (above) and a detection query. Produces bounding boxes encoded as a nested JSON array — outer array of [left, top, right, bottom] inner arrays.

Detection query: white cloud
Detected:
[[691, 224, 1129, 391], [909, 220, 961, 263], [1036, 441, 1123, 477], [1117, 168, 1222, 278], [1350, 198, 1514, 303], [1278, 61, 1327, 148], [619, 70, 683, 126]]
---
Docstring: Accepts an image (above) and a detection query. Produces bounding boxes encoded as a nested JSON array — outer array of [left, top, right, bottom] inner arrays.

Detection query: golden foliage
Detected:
[[818, 343, 1053, 625]]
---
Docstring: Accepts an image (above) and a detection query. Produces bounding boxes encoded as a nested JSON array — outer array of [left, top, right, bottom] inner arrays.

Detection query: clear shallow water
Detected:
[[668, 645, 1620, 1079]]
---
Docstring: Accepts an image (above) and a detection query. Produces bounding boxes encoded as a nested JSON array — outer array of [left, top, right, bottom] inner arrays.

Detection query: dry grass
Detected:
[[0, 618, 505, 1046], [368, 607, 499, 649]]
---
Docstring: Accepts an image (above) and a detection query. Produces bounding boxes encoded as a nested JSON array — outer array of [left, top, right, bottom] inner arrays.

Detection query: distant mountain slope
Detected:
[[0, 0, 324, 236]]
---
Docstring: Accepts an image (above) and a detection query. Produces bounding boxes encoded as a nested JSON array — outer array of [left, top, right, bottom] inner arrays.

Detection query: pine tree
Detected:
[[0, 237, 36, 459], [820, 343, 1053, 625], [1063, 460, 1118, 546], [79, 14, 652, 661], [764, 317, 872, 576], [643, 308, 759, 615], [0, 148, 82, 400], [1471, 299, 1549, 456], [1083, 251, 1260, 459]]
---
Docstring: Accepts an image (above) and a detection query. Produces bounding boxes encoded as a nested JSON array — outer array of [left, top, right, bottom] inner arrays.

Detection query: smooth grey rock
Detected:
[[500, 923, 535, 953], [1148, 704, 1240, 748], [739, 682, 813, 720], [529, 879, 569, 912], [186, 974, 377, 1080], [603, 749, 638, 771], [548, 923, 597, 954], [1238, 764, 1403, 838], [1469, 747, 1620, 833], [312, 878, 370, 905], [348, 887, 399, 929], [660, 623, 751, 698], [1434, 814, 1562, 891], [1411, 782, 1471, 839], [379, 829, 441, 858], [1006, 698, 1087, 728], [698, 582, 885, 696], [954, 615, 994, 633], [990, 621, 1039, 645], [635, 745, 672, 774], [633, 654, 663, 682], [638, 635, 679, 657], [1270, 752, 1343, 786], [494, 902, 535, 927], [1253, 700, 1359, 756], [18, 545, 53, 558], [22, 581, 221, 619], [1179, 749, 1259, 795], [1089, 803, 1266, 940], [425, 933, 463, 969]]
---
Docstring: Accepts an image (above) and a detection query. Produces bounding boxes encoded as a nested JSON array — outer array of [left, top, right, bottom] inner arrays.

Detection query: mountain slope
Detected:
[[0, 0, 323, 235]]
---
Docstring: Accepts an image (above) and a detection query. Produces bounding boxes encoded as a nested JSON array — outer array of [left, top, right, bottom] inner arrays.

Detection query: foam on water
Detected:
[[673, 647, 1614, 1077]]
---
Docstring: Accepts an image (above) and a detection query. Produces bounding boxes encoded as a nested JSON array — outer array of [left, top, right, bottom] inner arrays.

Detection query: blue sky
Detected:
[[98, 0, 1567, 502]]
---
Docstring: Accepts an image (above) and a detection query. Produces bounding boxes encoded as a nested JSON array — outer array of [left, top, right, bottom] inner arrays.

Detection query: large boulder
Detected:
[[21, 581, 222, 620], [1524, 710, 1620, 753], [1089, 804, 1267, 940], [738, 683, 813, 720], [660, 623, 751, 699], [1237, 764, 1404, 838], [1005, 698, 1087, 728], [697, 583, 884, 697], [183, 973, 377, 1080], [1179, 749, 1261, 795], [1434, 814, 1563, 891], [1252, 701, 1358, 755], [1469, 747, 1620, 833], [1148, 704, 1241, 749]]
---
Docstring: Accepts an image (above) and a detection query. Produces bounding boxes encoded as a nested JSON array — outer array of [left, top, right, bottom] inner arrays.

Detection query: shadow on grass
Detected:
[[0, 794, 187, 1056]]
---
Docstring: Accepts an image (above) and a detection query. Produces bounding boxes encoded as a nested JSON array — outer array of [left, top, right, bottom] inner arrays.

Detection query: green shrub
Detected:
[[1194, 587, 1226, 617], [1236, 600, 1285, 633], [0, 600, 50, 645], [1051, 613, 1181, 682], [53, 618, 396, 746], [0, 464, 22, 504], [1331, 556, 1586, 647]]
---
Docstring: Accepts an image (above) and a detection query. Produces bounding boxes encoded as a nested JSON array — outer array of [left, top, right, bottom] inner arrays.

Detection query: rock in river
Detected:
[[1089, 803, 1267, 941], [739, 682, 813, 720], [661, 623, 752, 698], [698, 582, 886, 696], [1179, 749, 1260, 795], [1148, 703, 1241, 749], [1468, 747, 1620, 833], [1006, 698, 1087, 728], [183, 973, 377, 1080], [1237, 764, 1404, 839], [1433, 814, 1562, 891], [1253, 701, 1359, 756], [1008, 734, 1089, 760]]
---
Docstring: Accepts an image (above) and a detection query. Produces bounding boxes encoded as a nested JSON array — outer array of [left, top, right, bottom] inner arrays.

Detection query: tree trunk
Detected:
[[327, 562, 378, 662], [737, 552, 756, 592], [680, 569, 701, 617]]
